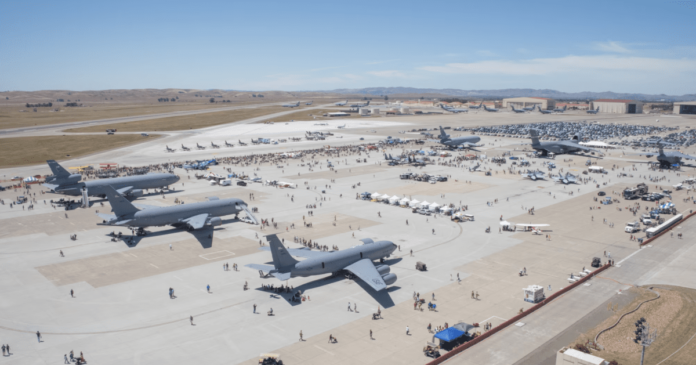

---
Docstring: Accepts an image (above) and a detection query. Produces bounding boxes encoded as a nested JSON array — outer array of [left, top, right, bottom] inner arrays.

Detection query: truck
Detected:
[[625, 221, 641, 233], [623, 183, 648, 200]]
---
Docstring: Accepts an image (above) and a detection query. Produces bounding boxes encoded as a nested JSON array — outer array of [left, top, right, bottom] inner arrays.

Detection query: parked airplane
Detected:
[[165, 145, 176, 153], [529, 129, 598, 156], [247, 235, 397, 292], [586, 106, 600, 114], [196, 143, 206, 150], [511, 105, 527, 113], [181, 144, 191, 151], [337, 124, 346, 129], [335, 100, 348, 106], [183, 159, 217, 170], [552, 172, 578, 184], [384, 153, 426, 166], [350, 101, 370, 108], [434, 126, 481, 149], [44, 160, 179, 198], [469, 163, 482, 172], [238, 140, 247, 146], [522, 104, 537, 111], [306, 101, 313, 105], [282, 101, 300, 108], [537, 106, 554, 114], [638, 142, 696, 167], [469, 101, 484, 110], [225, 140, 234, 147], [98, 186, 256, 233], [211, 141, 220, 149], [440, 104, 468, 113], [553, 105, 568, 113], [483, 105, 499, 112], [521, 170, 546, 181]]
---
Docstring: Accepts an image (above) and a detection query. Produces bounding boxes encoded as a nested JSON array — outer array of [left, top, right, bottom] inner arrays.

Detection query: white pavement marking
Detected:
[[314, 345, 334, 356], [199, 250, 236, 260], [150, 263, 159, 269], [616, 246, 648, 265]]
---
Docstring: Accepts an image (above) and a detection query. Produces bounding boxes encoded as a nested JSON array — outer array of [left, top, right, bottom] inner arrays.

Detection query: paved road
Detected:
[[0, 101, 309, 136]]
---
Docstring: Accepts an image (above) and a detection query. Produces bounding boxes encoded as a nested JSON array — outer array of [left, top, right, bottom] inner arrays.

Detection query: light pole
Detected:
[[634, 317, 657, 365]]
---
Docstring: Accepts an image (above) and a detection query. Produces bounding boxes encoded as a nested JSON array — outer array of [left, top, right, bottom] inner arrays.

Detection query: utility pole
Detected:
[[634, 317, 657, 365]]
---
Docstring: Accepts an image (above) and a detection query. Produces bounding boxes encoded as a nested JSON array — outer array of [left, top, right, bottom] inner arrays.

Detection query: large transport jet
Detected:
[[638, 142, 696, 168], [43, 160, 179, 198], [587, 106, 600, 114], [247, 235, 398, 292], [435, 126, 480, 149], [98, 186, 257, 231], [529, 129, 598, 156], [282, 101, 300, 108], [350, 100, 370, 108], [335, 100, 348, 106], [511, 105, 526, 113], [469, 101, 484, 110], [537, 106, 554, 114], [440, 104, 468, 113], [483, 104, 499, 112]]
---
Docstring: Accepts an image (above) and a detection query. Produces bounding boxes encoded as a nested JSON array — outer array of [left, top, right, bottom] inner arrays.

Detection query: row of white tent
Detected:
[[371, 192, 452, 213]]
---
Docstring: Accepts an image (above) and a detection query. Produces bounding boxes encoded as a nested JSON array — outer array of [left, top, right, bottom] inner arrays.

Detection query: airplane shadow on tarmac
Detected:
[[256, 258, 402, 309], [109, 225, 229, 249]]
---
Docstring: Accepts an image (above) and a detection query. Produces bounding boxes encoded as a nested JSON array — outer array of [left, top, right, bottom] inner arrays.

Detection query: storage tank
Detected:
[[359, 108, 370, 116], [371, 108, 380, 115]]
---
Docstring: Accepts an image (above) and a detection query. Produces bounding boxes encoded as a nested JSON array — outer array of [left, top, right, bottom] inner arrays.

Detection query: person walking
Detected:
[[64, 354, 69, 363], [370, 329, 373, 339], [70, 289, 74, 298], [169, 244, 173, 250], [207, 284, 210, 293], [348, 302, 352, 311], [354, 303, 357, 312], [36, 331, 41, 342], [2, 344, 5, 356], [299, 330, 303, 341], [406, 326, 410, 335], [190, 316, 194, 325], [59, 250, 64, 257], [253, 304, 257, 313]]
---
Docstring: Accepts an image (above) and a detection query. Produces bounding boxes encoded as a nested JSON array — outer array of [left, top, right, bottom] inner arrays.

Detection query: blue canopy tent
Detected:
[[434, 327, 465, 342]]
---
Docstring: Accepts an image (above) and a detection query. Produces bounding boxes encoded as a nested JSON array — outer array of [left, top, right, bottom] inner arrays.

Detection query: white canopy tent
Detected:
[[440, 206, 452, 213], [372, 192, 380, 199], [380, 194, 391, 201], [428, 202, 441, 211], [23, 176, 38, 183], [409, 199, 421, 208], [389, 195, 400, 204], [420, 201, 430, 208]]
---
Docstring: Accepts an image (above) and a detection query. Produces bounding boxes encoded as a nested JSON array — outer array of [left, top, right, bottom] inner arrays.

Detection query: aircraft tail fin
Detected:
[[529, 129, 541, 146], [47, 160, 71, 178], [266, 234, 298, 271], [563, 105, 567, 112], [102, 186, 139, 217], [438, 126, 448, 140]]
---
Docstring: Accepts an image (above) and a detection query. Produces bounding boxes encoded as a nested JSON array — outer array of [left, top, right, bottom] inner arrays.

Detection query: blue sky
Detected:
[[2, 0, 695, 94]]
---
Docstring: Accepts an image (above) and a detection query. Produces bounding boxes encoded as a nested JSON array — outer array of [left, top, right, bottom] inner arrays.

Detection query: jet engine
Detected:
[[207, 217, 222, 226], [381, 273, 397, 285], [375, 265, 390, 275], [128, 189, 144, 198]]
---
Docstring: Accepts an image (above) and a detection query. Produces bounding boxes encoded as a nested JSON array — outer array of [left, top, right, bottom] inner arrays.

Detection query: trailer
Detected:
[[646, 214, 683, 238], [623, 183, 648, 200]]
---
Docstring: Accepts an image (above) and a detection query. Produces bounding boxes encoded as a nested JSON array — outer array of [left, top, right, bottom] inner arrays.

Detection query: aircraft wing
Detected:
[[344, 259, 387, 292], [561, 142, 597, 153], [97, 213, 117, 221], [258, 246, 326, 259], [116, 186, 134, 195], [638, 152, 658, 157], [182, 213, 209, 230], [133, 204, 161, 210], [245, 263, 276, 272], [673, 152, 696, 160]]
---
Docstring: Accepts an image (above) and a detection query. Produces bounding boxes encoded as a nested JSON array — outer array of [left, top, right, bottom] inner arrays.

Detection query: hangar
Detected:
[[502, 97, 556, 110], [673, 101, 696, 115], [591, 99, 643, 114]]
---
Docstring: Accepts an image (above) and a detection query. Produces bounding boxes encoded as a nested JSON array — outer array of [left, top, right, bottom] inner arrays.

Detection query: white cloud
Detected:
[[367, 70, 407, 78], [419, 55, 696, 75], [594, 41, 631, 53]]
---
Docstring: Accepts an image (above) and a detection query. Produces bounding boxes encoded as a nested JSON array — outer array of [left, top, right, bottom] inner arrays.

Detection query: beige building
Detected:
[[591, 99, 643, 114], [673, 101, 696, 115], [502, 97, 556, 110]]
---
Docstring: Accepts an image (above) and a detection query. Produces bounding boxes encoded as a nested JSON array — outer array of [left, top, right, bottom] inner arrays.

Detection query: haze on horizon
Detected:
[[1, 0, 695, 95]]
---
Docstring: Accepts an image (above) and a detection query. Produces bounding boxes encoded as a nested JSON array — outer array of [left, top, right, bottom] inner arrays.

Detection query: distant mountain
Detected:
[[325, 87, 695, 101]]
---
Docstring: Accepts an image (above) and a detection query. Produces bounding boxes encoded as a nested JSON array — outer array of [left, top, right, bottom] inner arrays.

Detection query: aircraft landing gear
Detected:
[[136, 227, 147, 236], [380, 258, 385, 263]]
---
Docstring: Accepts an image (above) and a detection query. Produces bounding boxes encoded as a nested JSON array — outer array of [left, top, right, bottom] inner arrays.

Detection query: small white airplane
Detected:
[[337, 124, 346, 129]]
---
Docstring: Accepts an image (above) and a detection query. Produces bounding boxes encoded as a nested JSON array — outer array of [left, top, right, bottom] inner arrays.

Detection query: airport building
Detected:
[[673, 101, 696, 115], [502, 97, 556, 110], [591, 99, 643, 114]]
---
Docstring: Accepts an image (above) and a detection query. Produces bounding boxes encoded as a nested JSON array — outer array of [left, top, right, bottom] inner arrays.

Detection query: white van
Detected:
[[625, 221, 640, 233], [220, 179, 232, 186]]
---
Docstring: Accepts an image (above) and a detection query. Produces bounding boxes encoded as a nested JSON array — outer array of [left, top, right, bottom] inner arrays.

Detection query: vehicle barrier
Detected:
[[426, 263, 612, 365]]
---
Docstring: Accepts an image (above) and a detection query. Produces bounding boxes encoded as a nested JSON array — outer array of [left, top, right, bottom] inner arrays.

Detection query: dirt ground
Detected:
[[64, 106, 288, 133], [570, 285, 696, 365], [0, 134, 161, 168]]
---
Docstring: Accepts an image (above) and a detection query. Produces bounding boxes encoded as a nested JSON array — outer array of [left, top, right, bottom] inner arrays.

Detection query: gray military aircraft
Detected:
[[537, 106, 554, 114], [335, 100, 348, 106], [435, 126, 481, 149], [483, 104, 499, 112], [552, 172, 578, 184], [639, 143, 696, 167], [521, 170, 546, 181], [196, 143, 206, 150], [522, 104, 537, 111], [44, 160, 179, 198], [350, 100, 370, 108], [529, 129, 598, 156], [384, 153, 426, 166], [440, 104, 468, 113], [165, 145, 176, 153], [247, 235, 397, 292], [553, 105, 568, 113], [225, 140, 234, 147], [98, 186, 256, 233], [181, 144, 191, 151], [210, 141, 220, 149], [469, 101, 483, 110], [282, 101, 300, 108], [587, 106, 600, 114], [306, 100, 313, 105], [469, 163, 482, 172], [511, 105, 527, 113]]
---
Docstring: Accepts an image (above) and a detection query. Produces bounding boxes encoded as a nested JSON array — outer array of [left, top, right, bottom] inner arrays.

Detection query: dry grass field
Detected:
[[570, 285, 696, 365], [64, 106, 289, 133], [0, 134, 160, 168]]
